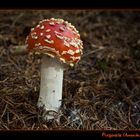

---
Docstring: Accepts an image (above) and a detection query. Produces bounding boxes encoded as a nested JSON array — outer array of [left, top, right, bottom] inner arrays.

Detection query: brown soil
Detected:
[[0, 10, 140, 130]]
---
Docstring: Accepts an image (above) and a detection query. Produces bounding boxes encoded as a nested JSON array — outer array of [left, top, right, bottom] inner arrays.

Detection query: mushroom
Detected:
[[26, 18, 83, 119]]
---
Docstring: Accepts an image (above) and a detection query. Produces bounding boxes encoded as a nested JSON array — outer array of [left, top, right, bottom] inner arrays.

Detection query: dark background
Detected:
[[0, 0, 140, 9]]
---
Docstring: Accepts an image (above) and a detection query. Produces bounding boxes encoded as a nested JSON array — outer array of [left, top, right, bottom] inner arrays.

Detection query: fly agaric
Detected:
[[26, 18, 83, 119]]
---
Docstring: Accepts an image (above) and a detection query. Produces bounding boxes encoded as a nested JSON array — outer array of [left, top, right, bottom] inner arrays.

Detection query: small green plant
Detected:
[[15, 47, 22, 53], [130, 47, 140, 59], [98, 60, 108, 71]]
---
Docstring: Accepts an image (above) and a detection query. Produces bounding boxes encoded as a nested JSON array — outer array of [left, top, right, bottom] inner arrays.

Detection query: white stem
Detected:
[[37, 55, 64, 119]]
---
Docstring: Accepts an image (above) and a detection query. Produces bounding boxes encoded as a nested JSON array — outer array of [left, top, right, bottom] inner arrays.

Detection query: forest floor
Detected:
[[0, 10, 140, 130]]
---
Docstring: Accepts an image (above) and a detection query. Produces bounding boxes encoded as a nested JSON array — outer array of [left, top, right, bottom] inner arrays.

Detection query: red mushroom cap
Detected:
[[26, 18, 83, 66]]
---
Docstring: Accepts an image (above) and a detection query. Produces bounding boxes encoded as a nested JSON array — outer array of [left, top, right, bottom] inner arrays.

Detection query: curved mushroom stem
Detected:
[[38, 55, 64, 120]]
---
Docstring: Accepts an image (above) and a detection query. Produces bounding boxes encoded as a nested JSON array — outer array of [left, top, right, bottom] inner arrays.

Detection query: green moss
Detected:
[[98, 60, 108, 71], [130, 47, 140, 59], [15, 47, 22, 52]]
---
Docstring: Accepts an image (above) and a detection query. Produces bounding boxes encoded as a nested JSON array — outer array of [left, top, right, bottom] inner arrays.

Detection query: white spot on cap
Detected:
[[44, 34, 54, 44], [70, 40, 78, 48], [39, 21, 43, 24], [64, 40, 70, 47], [54, 31, 63, 40], [44, 39, 54, 44], [46, 29, 51, 32], [31, 32, 38, 39], [59, 26, 65, 31], [46, 35, 51, 39], [70, 56, 81, 61], [71, 56, 75, 60], [75, 49, 80, 53], [40, 33, 43, 36], [39, 20, 49, 24], [36, 24, 40, 28], [35, 43, 41, 47], [41, 19, 48, 22], [58, 19, 64, 22], [45, 52, 55, 58], [54, 31, 62, 36], [60, 57, 66, 63], [50, 18, 55, 20], [40, 25, 45, 29], [64, 21, 69, 25], [49, 22, 55, 26], [61, 51, 67, 55], [64, 36, 70, 42], [67, 49, 75, 55], [31, 28, 34, 31], [56, 19, 64, 24], [72, 30, 80, 36], [76, 39, 83, 46], [39, 46, 55, 52], [56, 35, 63, 40], [80, 45, 83, 49]]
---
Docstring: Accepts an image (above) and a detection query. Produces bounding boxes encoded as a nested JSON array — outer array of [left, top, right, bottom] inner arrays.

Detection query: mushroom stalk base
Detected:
[[38, 56, 63, 120]]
